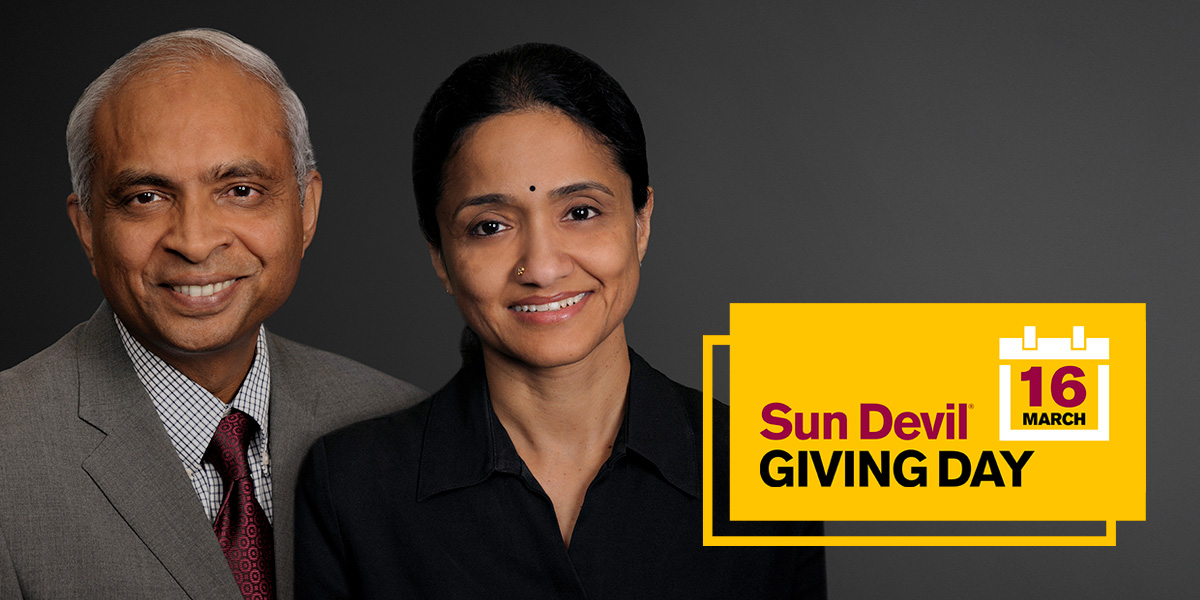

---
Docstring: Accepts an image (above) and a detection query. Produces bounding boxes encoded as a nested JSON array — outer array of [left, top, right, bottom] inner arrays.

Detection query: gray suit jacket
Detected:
[[0, 304, 425, 599]]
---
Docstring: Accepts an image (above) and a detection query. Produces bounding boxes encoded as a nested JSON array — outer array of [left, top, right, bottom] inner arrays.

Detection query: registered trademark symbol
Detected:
[[969, 404, 975, 409]]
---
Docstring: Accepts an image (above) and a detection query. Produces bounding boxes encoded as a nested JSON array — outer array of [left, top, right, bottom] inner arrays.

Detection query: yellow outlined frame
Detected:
[[702, 334, 1118, 547]]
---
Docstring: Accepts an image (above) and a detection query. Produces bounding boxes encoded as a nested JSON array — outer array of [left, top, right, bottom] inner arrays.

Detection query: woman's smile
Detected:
[[507, 291, 592, 326], [509, 291, 589, 313]]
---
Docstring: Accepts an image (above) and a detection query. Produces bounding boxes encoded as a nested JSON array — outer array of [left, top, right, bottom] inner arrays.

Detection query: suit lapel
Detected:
[[265, 334, 319, 600], [76, 305, 241, 600]]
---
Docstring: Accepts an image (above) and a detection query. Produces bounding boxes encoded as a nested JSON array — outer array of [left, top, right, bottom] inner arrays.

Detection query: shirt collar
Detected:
[[624, 349, 701, 497], [416, 347, 699, 501], [114, 315, 271, 470]]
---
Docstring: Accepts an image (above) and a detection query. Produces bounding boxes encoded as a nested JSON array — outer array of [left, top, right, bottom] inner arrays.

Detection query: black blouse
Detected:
[[295, 349, 825, 599]]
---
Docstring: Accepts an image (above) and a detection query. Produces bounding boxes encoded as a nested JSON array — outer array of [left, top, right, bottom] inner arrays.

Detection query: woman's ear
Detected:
[[636, 187, 653, 263], [429, 243, 454, 295]]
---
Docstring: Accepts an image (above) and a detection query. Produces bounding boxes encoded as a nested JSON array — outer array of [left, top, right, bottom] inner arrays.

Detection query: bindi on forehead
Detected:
[[529, 185, 536, 192]]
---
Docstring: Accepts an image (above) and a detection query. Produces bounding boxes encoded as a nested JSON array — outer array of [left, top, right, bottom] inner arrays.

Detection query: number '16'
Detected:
[[1020, 366, 1087, 408]]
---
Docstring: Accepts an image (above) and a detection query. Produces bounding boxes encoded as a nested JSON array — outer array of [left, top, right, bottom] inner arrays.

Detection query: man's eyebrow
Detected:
[[450, 193, 511, 219], [205, 160, 279, 183], [106, 169, 175, 198], [548, 181, 613, 198], [104, 161, 282, 198]]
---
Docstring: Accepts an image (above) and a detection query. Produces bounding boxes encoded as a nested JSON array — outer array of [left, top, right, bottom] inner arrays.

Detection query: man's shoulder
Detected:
[[0, 318, 106, 491], [2, 304, 127, 400], [265, 332, 427, 430], [2, 320, 87, 379], [0, 321, 90, 414], [267, 333, 424, 396]]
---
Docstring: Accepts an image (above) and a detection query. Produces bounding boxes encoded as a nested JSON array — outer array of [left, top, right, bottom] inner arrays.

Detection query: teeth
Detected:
[[172, 279, 235, 298], [511, 292, 586, 313]]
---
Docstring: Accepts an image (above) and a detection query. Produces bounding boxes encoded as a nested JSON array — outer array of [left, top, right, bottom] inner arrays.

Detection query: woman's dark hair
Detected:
[[412, 42, 649, 248]]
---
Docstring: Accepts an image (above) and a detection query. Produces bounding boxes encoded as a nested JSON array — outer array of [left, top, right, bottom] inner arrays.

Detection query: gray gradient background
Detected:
[[2, 1, 1195, 597]]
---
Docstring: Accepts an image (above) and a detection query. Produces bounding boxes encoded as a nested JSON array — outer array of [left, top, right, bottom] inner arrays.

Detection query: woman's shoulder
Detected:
[[628, 348, 729, 437], [628, 348, 700, 401]]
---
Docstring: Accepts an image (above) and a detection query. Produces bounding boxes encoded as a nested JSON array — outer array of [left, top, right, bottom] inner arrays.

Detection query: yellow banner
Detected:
[[703, 303, 1145, 546]]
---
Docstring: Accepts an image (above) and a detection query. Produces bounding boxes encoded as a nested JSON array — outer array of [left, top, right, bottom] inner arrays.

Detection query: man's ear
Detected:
[[67, 194, 97, 278], [636, 187, 653, 263], [428, 243, 453, 295], [300, 170, 323, 254]]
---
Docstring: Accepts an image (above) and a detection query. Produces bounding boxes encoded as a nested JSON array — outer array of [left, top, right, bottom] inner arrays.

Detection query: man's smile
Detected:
[[168, 277, 239, 298]]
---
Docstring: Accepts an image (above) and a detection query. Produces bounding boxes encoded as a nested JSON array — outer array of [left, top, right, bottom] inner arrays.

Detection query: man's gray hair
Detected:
[[66, 28, 315, 214]]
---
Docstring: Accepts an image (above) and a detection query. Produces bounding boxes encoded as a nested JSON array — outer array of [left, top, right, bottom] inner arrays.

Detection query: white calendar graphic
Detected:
[[998, 326, 1109, 441]]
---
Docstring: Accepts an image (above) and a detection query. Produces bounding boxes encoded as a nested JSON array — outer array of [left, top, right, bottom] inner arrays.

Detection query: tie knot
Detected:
[[205, 409, 259, 482]]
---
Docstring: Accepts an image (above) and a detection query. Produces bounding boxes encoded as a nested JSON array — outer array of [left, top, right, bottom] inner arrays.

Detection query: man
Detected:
[[0, 29, 423, 599]]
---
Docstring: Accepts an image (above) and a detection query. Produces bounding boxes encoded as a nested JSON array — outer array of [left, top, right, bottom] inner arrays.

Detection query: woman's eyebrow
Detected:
[[549, 181, 612, 198], [451, 193, 510, 218], [450, 181, 614, 218]]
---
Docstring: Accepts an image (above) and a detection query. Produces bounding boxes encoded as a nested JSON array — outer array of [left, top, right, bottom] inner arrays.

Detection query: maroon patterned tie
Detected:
[[205, 409, 275, 600]]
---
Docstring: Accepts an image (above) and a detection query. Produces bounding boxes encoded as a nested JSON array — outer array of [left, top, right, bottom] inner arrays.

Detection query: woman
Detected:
[[295, 43, 825, 599]]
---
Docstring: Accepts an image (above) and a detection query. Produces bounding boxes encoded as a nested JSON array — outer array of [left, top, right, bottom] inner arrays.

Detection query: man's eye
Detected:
[[228, 185, 258, 197], [130, 192, 163, 204], [567, 206, 599, 221], [470, 220, 510, 236]]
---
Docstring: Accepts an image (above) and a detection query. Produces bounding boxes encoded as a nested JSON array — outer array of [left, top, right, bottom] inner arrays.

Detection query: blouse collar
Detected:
[[416, 348, 700, 501]]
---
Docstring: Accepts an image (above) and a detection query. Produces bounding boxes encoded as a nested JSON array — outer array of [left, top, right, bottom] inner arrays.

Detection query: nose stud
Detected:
[[516, 266, 525, 277]]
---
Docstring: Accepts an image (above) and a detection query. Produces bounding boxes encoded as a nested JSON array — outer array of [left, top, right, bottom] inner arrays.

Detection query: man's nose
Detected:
[[162, 197, 234, 263]]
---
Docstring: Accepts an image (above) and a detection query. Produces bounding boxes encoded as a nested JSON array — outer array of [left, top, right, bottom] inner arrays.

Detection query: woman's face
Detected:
[[432, 109, 652, 369]]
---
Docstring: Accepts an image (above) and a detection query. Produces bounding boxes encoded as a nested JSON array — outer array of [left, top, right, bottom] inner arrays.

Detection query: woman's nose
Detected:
[[516, 225, 573, 286]]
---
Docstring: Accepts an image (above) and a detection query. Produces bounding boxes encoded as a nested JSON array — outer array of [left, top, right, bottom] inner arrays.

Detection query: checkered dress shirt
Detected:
[[115, 316, 274, 524]]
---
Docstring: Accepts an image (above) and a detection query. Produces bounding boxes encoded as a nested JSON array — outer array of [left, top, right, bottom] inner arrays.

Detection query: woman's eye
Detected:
[[470, 220, 511, 236], [567, 206, 599, 221]]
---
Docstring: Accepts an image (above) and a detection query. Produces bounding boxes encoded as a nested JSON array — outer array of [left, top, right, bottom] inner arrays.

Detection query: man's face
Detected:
[[68, 59, 320, 360]]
